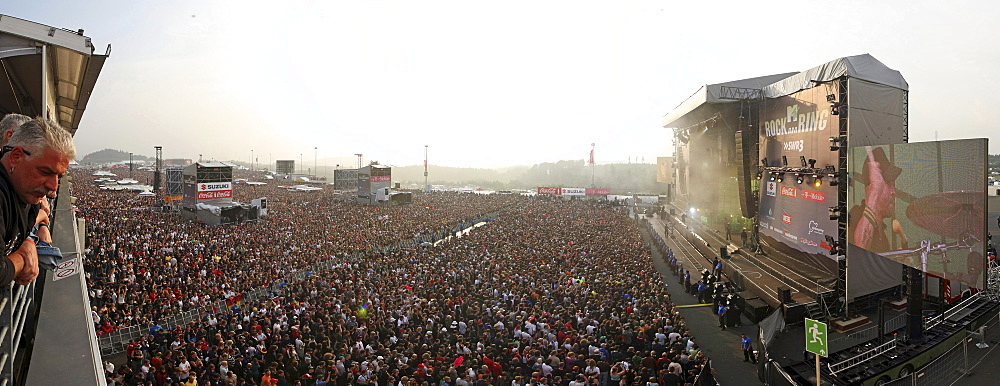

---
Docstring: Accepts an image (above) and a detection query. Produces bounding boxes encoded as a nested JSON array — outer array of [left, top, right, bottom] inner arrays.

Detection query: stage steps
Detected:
[[804, 301, 826, 323]]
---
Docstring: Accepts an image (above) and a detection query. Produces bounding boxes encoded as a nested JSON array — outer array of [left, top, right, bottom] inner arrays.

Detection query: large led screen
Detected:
[[847, 139, 987, 288], [757, 84, 840, 258]]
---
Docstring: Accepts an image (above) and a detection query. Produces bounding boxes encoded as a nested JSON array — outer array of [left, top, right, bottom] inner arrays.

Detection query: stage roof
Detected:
[[662, 54, 908, 129], [762, 54, 908, 98], [0, 15, 108, 136], [661, 72, 796, 129]]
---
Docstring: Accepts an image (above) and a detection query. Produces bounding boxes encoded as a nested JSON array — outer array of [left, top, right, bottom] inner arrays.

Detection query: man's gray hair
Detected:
[[0, 114, 31, 144], [7, 117, 76, 160]]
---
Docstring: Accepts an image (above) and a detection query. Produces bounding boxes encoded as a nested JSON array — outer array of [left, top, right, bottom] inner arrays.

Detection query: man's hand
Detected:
[[14, 241, 38, 285], [35, 198, 51, 226]]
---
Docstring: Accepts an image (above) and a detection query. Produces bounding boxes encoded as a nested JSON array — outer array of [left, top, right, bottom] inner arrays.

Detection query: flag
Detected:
[[589, 149, 594, 165]]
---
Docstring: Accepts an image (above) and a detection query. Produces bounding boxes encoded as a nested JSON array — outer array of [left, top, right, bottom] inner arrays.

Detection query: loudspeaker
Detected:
[[734, 130, 758, 218], [777, 286, 792, 304], [782, 302, 806, 324], [744, 298, 772, 324]]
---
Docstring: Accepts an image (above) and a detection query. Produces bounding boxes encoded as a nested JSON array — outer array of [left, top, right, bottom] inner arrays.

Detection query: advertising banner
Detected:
[[657, 157, 674, 184], [562, 188, 586, 196], [586, 188, 610, 196], [196, 182, 232, 201], [537, 187, 561, 195], [371, 175, 391, 182], [757, 84, 840, 257], [847, 139, 987, 288]]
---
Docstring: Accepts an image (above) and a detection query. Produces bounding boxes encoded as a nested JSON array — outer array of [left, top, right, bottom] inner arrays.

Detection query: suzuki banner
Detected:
[[561, 188, 586, 196]]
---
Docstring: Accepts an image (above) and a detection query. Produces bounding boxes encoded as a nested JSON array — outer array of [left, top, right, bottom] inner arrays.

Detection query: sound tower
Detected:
[[734, 130, 757, 218]]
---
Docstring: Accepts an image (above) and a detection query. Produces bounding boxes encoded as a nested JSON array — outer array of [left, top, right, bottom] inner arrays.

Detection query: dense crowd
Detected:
[[76, 168, 712, 385]]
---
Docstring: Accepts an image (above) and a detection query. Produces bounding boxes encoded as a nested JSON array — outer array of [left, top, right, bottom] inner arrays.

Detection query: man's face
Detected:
[[9, 147, 69, 204]]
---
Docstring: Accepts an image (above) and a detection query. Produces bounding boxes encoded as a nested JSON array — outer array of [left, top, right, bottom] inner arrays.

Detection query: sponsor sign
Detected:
[[198, 182, 232, 192], [800, 238, 819, 247], [197, 182, 232, 201], [801, 190, 825, 202], [585, 188, 610, 196], [757, 83, 839, 257], [780, 186, 798, 198], [371, 175, 391, 182], [766, 182, 777, 197], [537, 187, 561, 195], [807, 220, 825, 235], [562, 187, 586, 196], [198, 190, 233, 200]]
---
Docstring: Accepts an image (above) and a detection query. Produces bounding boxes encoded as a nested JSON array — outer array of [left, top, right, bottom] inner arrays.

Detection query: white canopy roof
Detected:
[[662, 72, 796, 128], [762, 54, 908, 98]]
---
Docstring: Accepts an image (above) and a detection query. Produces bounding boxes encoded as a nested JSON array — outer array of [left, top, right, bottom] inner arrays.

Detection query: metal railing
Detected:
[[0, 281, 34, 385], [828, 313, 906, 350], [885, 310, 1000, 386]]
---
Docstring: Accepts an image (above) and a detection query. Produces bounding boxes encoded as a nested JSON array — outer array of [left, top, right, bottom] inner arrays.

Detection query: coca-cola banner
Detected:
[[537, 187, 561, 195]]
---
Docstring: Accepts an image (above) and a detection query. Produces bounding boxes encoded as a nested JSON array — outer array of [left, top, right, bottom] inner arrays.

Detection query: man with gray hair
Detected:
[[0, 117, 75, 285], [0, 113, 31, 146]]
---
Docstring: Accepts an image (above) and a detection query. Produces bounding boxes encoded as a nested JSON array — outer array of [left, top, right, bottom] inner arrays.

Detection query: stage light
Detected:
[[756, 171, 763, 180], [828, 206, 841, 221], [813, 175, 822, 188], [795, 173, 804, 184], [808, 159, 817, 169], [768, 173, 776, 182], [776, 173, 784, 183], [799, 156, 808, 168], [825, 235, 839, 255], [829, 136, 845, 151], [830, 102, 840, 115], [828, 173, 840, 186]]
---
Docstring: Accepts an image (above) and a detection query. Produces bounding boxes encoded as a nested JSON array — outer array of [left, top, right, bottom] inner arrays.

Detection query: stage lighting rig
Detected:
[[829, 136, 846, 151], [825, 235, 841, 255], [828, 206, 842, 221], [830, 101, 847, 115]]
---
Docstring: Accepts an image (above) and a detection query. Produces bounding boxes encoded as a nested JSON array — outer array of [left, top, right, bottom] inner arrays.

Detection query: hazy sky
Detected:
[[7, 1, 999, 169]]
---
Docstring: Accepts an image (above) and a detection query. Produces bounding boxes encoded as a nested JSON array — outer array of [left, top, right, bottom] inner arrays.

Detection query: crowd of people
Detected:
[[76, 168, 713, 385]]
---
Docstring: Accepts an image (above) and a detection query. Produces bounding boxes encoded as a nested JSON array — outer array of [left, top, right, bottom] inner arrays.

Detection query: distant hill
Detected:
[[390, 160, 663, 194], [79, 149, 152, 165]]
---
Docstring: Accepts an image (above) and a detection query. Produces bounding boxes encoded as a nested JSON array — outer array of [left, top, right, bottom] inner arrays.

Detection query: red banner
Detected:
[[779, 186, 798, 198], [537, 187, 561, 195], [198, 190, 232, 200], [585, 188, 610, 196], [371, 176, 390, 182]]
